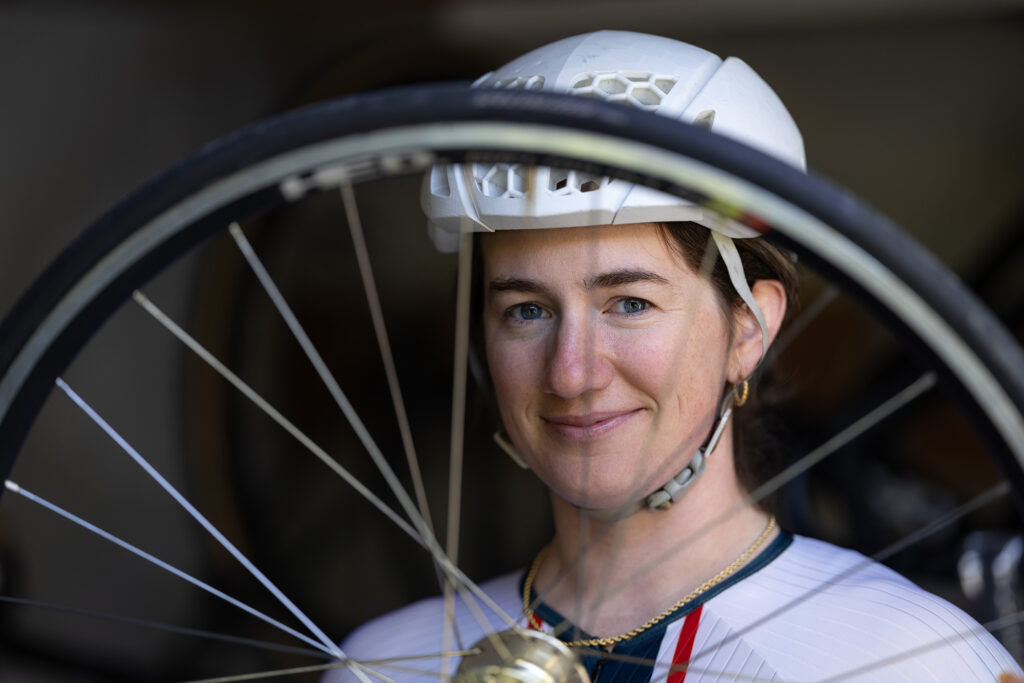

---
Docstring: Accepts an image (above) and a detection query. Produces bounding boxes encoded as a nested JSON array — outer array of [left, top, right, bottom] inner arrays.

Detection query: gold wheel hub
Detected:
[[455, 629, 590, 683]]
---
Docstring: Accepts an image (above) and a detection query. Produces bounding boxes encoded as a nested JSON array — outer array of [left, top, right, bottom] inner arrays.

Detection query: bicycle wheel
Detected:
[[0, 84, 1021, 681]]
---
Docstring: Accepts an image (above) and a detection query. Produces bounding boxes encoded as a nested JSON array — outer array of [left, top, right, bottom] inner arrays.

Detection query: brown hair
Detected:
[[659, 222, 798, 328]]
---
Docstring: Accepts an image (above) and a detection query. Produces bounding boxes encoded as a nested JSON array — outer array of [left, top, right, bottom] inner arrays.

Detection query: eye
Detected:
[[612, 297, 651, 315], [510, 303, 548, 321]]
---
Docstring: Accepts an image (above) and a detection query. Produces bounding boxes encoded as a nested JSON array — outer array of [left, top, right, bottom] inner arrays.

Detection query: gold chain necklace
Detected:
[[522, 515, 776, 648]]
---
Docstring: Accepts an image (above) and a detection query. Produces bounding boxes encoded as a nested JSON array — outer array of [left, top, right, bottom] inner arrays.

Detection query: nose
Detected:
[[543, 315, 613, 399]]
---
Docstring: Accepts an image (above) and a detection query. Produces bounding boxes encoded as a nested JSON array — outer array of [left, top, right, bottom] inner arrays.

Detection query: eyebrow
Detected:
[[586, 269, 670, 289], [487, 269, 669, 296], [488, 277, 547, 295]]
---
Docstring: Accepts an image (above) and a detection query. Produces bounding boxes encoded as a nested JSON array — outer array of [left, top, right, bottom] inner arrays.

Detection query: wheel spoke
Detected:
[[0, 594, 329, 659], [53, 378, 346, 657], [180, 660, 387, 683], [764, 284, 837, 363], [132, 291, 419, 542], [743, 372, 937, 513], [445, 228, 474, 591], [362, 649, 482, 665], [3, 480, 334, 656], [440, 229, 520, 675], [338, 184, 434, 534], [337, 182, 468, 649], [818, 608, 1024, 683], [181, 649, 488, 683], [229, 223, 434, 547]]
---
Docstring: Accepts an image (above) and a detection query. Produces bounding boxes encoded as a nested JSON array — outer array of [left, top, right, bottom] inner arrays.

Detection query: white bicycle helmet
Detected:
[[423, 31, 804, 357], [424, 31, 806, 513], [424, 30, 804, 245]]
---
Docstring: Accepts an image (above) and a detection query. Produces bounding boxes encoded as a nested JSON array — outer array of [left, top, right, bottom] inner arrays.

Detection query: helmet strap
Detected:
[[710, 231, 769, 363], [454, 163, 494, 233]]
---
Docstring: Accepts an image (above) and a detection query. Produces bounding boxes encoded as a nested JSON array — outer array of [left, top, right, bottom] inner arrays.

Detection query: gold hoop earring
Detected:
[[733, 378, 750, 407]]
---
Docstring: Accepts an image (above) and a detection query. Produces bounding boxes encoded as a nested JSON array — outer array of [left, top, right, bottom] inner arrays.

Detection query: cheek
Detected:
[[609, 307, 731, 399], [684, 309, 732, 376], [484, 324, 538, 412], [608, 334, 675, 391]]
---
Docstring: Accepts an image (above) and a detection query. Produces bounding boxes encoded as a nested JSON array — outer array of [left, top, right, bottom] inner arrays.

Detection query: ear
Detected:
[[727, 279, 787, 383]]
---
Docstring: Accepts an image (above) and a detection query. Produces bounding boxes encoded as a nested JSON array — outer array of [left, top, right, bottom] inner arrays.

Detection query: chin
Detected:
[[547, 475, 657, 512], [526, 447, 681, 512]]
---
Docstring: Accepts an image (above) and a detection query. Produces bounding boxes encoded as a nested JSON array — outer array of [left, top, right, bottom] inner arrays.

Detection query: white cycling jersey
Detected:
[[327, 533, 1020, 682]]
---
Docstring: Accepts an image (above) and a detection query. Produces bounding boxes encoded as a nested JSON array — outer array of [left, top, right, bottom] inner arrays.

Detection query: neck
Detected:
[[531, 432, 775, 638]]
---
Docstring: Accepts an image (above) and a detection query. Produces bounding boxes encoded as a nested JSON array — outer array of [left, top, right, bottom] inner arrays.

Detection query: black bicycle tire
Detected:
[[1, 84, 1021, 504], [1, 81, 1024, 681]]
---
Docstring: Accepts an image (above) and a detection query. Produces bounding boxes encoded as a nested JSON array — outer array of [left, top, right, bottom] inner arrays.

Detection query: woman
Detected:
[[332, 31, 1020, 681]]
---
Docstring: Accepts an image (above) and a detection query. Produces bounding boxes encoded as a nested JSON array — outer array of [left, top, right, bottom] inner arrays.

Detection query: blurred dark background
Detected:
[[0, 1, 1022, 680]]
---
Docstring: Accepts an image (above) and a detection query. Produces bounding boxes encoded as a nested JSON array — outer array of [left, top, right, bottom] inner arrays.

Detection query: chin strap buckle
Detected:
[[645, 403, 734, 512], [646, 448, 708, 511]]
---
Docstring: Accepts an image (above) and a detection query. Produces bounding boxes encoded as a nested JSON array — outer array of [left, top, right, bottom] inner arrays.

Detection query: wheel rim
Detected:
[[0, 85, 1020, 679]]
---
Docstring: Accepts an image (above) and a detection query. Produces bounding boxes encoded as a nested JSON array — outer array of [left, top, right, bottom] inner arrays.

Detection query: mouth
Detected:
[[541, 409, 643, 441]]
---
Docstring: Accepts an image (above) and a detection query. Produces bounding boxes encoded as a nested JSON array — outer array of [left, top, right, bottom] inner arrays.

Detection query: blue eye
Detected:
[[614, 298, 650, 315], [513, 303, 546, 320]]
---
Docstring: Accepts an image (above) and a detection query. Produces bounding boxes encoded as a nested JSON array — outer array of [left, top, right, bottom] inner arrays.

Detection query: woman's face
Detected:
[[482, 223, 737, 510]]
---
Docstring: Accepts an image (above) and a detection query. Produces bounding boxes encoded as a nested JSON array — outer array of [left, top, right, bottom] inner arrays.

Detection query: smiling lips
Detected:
[[542, 409, 642, 441]]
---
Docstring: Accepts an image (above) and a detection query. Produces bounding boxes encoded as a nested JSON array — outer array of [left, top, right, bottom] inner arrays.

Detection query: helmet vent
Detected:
[[493, 75, 545, 91], [429, 166, 451, 198], [570, 71, 677, 111], [547, 168, 608, 195], [692, 109, 716, 131], [474, 163, 528, 198]]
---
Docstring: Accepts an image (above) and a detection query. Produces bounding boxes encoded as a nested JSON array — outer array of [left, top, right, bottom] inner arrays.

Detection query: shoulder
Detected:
[[701, 535, 1019, 681], [322, 571, 523, 682]]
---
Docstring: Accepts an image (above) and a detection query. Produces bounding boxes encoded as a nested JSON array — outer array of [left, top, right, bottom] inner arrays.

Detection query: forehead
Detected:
[[481, 223, 687, 279]]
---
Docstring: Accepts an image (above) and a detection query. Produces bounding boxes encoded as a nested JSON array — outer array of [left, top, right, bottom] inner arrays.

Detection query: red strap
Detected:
[[667, 605, 703, 683], [527, 610, 544, 631]]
